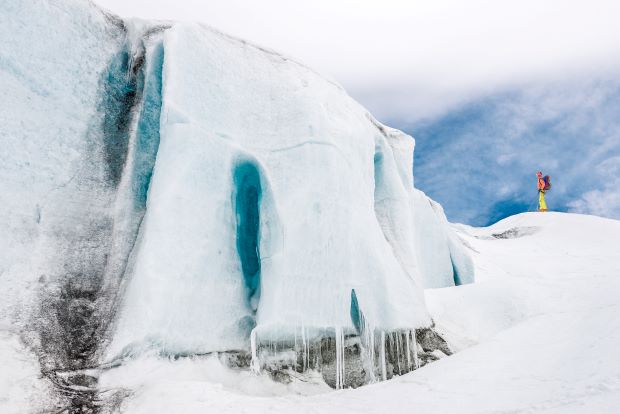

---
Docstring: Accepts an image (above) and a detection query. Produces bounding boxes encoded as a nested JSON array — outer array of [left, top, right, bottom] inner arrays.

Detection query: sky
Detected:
[[95, 0, 620, 225], [404, 80, 620, 225]]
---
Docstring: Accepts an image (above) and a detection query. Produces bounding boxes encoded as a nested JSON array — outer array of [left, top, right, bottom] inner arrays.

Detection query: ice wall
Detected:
[[108, 23, 432, 358], [1, 0, 474, 399], [413, 189, 475, 288], [0, 0, 127, 370], [0, 0, 172, 409]]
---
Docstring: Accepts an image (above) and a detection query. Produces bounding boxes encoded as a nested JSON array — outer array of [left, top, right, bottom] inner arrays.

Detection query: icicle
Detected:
[[294, 326, 298, 372], [341, 328, 346, 388], [366, 323, 376, 382], [335, 332, 340, 389], [301, 324, 307, 371], [370, 330, 376, 381], [308, 327, 311, 370], [335, 326, 345, 389], [380, 331, 387, 381], [304, 328, 316, 369], [395, 332, 402, 374], [405, 330, 411, 371], [413, 331, 420, 369], [250, 328, 260, 374]]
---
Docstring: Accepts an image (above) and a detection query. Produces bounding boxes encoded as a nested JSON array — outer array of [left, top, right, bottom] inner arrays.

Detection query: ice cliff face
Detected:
[[0, 0, 473, 409]]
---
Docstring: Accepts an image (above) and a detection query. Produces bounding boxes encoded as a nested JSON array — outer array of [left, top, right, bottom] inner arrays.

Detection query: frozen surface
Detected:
[[413, 189, 474, 288], [0, 0, 128, 396], [108, 22, 445, 358], [0, 0, 474, 410], [0, 0, 165, 410], [0, 0, 122, 322]]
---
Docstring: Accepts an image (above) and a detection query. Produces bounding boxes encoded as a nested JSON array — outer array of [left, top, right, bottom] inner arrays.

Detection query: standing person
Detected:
[[537, 171, 548, 212]]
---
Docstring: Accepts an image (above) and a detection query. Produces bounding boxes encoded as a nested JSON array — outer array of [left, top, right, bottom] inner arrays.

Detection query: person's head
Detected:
[[537, 171, 542, 178]]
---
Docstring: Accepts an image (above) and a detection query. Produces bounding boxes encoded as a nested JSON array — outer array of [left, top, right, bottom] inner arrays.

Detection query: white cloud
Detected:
[[568, 186, 620, 219], [94, 0, 620, 121], [405, 79, 620, 224], [568, 157, 620, 219]]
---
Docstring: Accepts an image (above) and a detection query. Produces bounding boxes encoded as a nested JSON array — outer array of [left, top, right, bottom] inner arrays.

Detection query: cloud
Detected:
[[568, 187, 620, 218], [567, 157, 620, 218], [95, 0, 620, 121], [400, 78, 620, 225]]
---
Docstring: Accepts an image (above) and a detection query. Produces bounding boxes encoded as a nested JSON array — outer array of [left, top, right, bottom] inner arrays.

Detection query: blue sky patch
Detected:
[[394, 80, 620, 226]]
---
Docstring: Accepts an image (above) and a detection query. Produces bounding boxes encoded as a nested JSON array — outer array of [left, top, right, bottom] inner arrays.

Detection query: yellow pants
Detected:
[[538, 191, 548, 211]]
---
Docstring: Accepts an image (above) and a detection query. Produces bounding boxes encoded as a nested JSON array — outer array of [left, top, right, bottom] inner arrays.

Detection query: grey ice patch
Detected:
[[491, 226, 540, 239], [34, 29, 166, 414]]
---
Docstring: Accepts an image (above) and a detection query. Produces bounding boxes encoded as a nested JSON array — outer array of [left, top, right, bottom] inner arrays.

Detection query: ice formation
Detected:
[[412, 189, 475, 288], [0, 0, 473, 409]]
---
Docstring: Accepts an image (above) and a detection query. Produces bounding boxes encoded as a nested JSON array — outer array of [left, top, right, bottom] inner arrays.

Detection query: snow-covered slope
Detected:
[[108, 212, 620, 413], [0, 0, 474, 411]]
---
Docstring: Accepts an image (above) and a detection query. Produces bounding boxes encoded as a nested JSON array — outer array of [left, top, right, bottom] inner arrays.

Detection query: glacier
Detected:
[[0, 0, 473, 410]]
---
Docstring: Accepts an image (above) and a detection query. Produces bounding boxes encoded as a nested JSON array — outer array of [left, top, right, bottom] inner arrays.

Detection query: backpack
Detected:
[[543, 175, 551, 191]]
